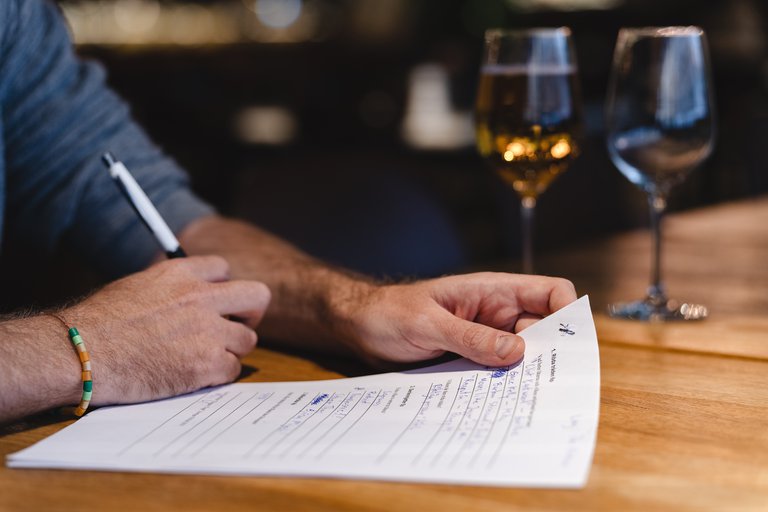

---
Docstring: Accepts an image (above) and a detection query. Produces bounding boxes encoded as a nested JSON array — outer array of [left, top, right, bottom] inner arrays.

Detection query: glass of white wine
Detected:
[[475, 28, 583, 274], [606, 27, 715, 321]]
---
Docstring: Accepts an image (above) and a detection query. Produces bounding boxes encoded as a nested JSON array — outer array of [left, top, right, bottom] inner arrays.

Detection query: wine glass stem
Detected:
[[521, 196, 536, 274], [648, 193, 667, 305]]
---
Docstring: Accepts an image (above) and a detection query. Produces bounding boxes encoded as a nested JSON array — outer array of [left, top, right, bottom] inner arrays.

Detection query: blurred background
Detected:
[[35, 1, 768, 280]]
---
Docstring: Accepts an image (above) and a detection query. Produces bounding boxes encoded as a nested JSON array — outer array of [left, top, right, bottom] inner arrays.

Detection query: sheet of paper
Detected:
[[7, 296, 600, 488]]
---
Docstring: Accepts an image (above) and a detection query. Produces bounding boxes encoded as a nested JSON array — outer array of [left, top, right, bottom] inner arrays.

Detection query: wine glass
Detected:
[[475, 28, 583, 274], [606, 27, 715, 321]]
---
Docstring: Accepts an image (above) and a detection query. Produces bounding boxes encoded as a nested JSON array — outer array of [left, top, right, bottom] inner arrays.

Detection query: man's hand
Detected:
[[67, 256, 271, 405], [345, 273, 577, 367], [178, 216, 577, 369], [0, 256, 270, 423]]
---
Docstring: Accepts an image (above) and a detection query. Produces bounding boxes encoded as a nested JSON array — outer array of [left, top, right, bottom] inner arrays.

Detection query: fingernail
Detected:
[[495, 335, 521, 359]]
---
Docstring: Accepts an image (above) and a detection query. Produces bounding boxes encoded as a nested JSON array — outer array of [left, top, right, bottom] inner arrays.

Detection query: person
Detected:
[[0, 0, 576, 424]]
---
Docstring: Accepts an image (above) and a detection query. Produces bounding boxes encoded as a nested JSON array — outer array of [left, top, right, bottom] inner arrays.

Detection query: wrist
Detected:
[[0, 314, 83, 422], [60, 303, 121, 406], [31, 314, 84, 408], [325, 275, 379, 347]]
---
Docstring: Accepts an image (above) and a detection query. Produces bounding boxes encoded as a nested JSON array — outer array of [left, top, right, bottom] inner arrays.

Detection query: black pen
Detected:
[[101, 152, 187, 258]]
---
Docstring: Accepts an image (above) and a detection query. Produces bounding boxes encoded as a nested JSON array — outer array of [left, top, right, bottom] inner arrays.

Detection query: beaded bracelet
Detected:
[[50, 314, 93, 417]]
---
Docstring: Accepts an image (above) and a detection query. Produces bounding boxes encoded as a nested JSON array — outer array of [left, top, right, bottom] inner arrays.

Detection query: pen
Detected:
[[101, 152, 187, 259]]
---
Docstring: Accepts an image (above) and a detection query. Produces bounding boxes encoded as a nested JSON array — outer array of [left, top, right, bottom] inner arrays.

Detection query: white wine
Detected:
[[475, 64, 582, 198]]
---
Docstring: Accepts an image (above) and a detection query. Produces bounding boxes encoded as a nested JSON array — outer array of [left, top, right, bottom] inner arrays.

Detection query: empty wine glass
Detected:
[[606, 27, 715, 320]]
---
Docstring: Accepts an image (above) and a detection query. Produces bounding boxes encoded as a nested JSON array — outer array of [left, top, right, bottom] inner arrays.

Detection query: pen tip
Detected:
[[101, 152, 116, 168]]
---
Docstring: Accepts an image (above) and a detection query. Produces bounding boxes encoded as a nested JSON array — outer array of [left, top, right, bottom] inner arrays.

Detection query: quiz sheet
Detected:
[[8, 296, 600, 488]]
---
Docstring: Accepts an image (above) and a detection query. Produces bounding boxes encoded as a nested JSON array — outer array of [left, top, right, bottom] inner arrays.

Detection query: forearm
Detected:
[[176, 215, 577, 369], [178, 215, 376, 354], [0, 314, 81, 424]]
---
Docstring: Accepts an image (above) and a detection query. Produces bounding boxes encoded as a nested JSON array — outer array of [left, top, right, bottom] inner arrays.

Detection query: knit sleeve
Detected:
[[1, 0, 215, 277]]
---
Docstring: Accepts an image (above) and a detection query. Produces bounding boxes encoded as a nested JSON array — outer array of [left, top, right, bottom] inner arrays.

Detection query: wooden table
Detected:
[[2, 198, 768, 511]]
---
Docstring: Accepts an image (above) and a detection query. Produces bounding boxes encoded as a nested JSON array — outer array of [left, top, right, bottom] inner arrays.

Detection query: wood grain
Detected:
[[2, 197, 768, 511]]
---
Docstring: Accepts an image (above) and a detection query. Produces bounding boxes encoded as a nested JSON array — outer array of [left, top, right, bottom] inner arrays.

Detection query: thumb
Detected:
[[434, 311, 526, 366]]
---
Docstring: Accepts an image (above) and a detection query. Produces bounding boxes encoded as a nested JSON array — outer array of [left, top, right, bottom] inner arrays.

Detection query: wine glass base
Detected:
[[608, 298, 708, 321]]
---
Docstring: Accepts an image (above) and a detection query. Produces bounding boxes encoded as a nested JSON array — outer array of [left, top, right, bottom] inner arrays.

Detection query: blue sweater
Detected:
[[0, 0, 213, 277]]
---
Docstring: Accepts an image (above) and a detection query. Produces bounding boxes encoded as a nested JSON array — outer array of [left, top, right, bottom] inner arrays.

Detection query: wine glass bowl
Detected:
[[606, 26, 715, 321], [475, 28, 583, 274]]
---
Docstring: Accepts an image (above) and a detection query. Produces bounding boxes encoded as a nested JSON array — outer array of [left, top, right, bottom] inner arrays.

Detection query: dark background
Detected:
[[4, 0, 768, 310]]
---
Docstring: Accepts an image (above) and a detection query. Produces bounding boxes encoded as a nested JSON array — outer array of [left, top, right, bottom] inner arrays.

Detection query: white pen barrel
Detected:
[[109, 162, 180, 252]]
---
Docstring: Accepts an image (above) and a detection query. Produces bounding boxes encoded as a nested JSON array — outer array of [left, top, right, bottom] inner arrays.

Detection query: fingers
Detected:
[[178, 323, 252, 394], [169, 255, 231, 282], [207, 281, 272, 321], [434, 273, 576, 319], [219, 319, 259, 357], [434, 310, 526, 366], [158, 257, 272, 323], [161, 258, 268, 355], [401, 273, 577, 367], [168, 317, 254, 394], [545, 277, 578, 312], [153, 256, 229, 283], [154, 258, 265, 375], [516, 275, 577, 316], [205, 351, 243, 388], [513, 313, 542, 333]]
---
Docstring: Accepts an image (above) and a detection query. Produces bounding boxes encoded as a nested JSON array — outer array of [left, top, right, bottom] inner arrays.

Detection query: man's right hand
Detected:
[[67, 256, 271, 406], [0, 256, 270, 423]]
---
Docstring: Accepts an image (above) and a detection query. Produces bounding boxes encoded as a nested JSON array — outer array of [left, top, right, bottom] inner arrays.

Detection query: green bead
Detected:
[[82, 390, 93, 401], [71, 335, 83, 346], [83, 381, 93, 392], [68, 327, 79, 338]]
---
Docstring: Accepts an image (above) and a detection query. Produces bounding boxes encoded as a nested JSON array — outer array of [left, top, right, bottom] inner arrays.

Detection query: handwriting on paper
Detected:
[[9, 297, 600, 489]]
